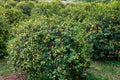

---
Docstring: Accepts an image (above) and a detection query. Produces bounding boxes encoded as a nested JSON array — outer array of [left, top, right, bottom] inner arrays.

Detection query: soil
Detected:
[[0, 74, 26, 80], [0, 76, 4, 80]]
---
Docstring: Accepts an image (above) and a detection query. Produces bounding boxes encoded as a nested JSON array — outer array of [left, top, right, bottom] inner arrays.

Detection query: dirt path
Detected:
[[0, 76, 4, 80], [0, 74, 25, 80]]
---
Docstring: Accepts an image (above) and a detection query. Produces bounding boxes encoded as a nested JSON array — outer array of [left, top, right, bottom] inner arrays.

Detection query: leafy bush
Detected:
[[4, 8, 27, 24], [3, 1, 17, 9], [59, 2, 88, 22], [85, 2, 120, 60], [14, 0, 37, 1], [32, 2, 88, 22], [0, 6, 5, 15], [73, 0, 119, 3], [15, 1, 35, 16], [31, 1, 65, 17], [8, 16, 91, 80], [0, 16, 9, 58]]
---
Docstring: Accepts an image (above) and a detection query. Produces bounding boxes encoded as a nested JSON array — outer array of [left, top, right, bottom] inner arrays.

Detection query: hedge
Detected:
[[85, 2, 120, 59], [7, 16, 91, 80], [4, 8, 27, 24], [0, 15, 9, 58], [15, 1, 35, 16]]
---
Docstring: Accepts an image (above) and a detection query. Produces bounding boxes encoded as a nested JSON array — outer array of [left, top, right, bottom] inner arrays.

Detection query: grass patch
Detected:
[[0, 59, 13, 76], [0, 59, 120, 80], [86, 60, 120, 80]]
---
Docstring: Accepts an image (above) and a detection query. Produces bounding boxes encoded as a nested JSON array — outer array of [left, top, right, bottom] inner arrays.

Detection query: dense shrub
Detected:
[[0, 6, 27, 58], [15, 1, 35, 16], [31, 1, 65, 17], [85, 2, 120, 59], [14, 0, 37, 1], [0, 6, 5, 15], [0, 7, 8, 58], [0, 16, 9, 58], [8, 16, 91, 80], [4, 8, 27, 24], [73, 0, 119, 3], [59, 2, 88, 22], [31, 2, 88, 22], [3, 1, 17, 9]]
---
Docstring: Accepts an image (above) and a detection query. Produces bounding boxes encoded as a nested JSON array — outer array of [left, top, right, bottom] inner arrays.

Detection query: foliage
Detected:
[[15, 1, 35, 16], [8, 16, 91, 80], [0, 6, 5, 15], [85, 2, 120, 59], [31, 1, 65, 17], [14, 0, 38, 1], [0, 1, 119, 79], [0, 5, 27, 58], [59, 2, 88, 22], [4, 8, 27, 24], [73, 0, 119, 3], [3, 1, 18, 9], [0, 16, 9, 58]]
